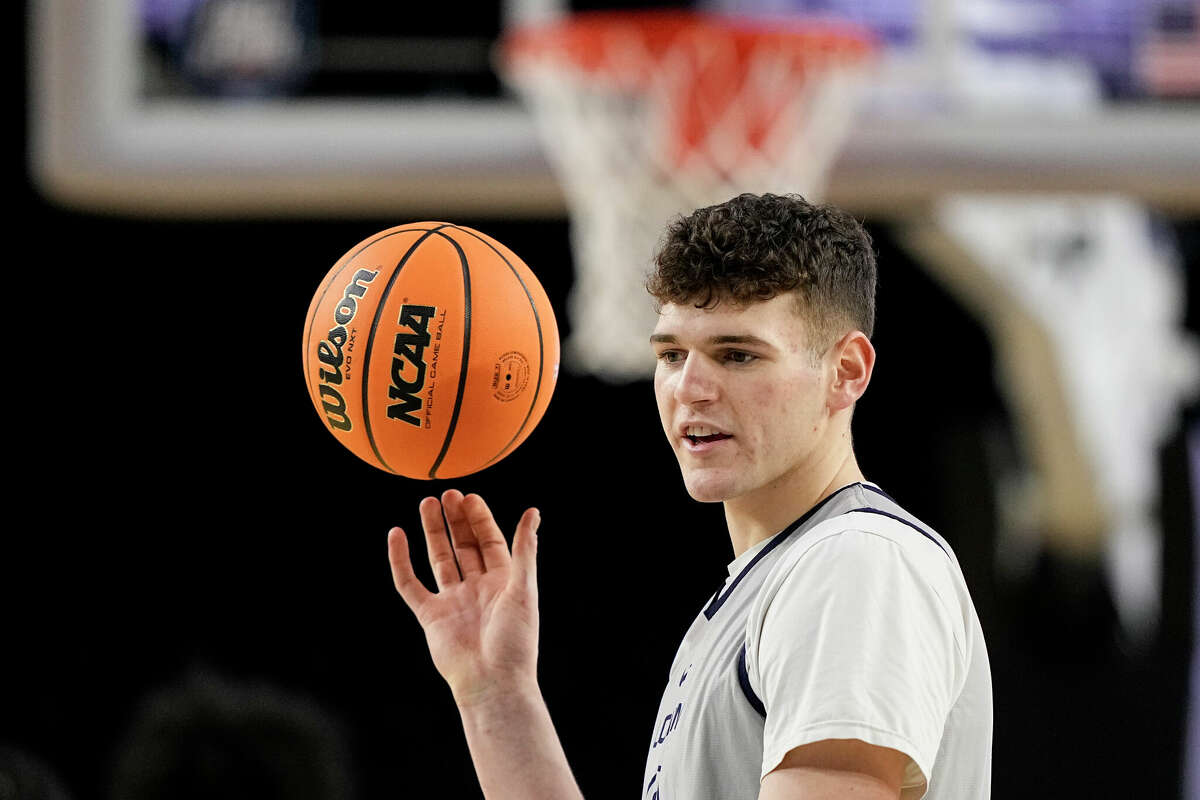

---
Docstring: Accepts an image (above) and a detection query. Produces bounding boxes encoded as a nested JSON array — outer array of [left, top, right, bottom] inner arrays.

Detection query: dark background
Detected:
[[8, 205, 1197, 799], [8, 1, 1200, 798]]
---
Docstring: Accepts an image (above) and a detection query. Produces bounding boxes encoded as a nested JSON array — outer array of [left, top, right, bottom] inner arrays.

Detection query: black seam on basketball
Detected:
[[361, 226, 452, 473], [446, 226, 546, 468], [304, 224, 452, 404], [427, 231, 472, 479]]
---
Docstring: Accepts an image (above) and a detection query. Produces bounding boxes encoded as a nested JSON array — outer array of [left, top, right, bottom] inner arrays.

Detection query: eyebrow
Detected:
[[649, 334, 775, 348]]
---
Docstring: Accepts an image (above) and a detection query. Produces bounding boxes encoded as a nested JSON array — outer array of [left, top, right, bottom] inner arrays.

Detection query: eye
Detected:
[[722, 350, 757, 364], [656, 350, 685, 364]]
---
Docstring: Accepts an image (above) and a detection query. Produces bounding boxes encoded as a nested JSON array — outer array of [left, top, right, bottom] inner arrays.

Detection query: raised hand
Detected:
[[387, 490, 542, 707]]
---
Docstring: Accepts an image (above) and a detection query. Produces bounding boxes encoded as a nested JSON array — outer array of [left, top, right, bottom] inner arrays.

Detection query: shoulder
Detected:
[[779, 506, 955, 579], [748, 509, 973, 656], [775, 482, 960, 571], [767, 522, 947, 605]]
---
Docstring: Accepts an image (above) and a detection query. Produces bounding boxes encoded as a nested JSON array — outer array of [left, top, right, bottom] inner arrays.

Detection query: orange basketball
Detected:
[[302, 223, 559, 479]]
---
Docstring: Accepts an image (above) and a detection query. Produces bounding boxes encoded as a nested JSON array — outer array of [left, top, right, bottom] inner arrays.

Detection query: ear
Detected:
[[827, 330, 875, 412]]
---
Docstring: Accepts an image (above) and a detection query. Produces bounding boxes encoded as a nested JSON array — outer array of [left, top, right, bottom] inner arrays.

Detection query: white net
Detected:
[[932, 193, 1200, 645], [502, 14, 874, 381]]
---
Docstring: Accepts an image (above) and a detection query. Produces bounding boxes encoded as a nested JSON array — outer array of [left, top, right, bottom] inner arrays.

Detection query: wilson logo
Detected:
[[387, 304, 436, 427], [316, 268, 379, 431]]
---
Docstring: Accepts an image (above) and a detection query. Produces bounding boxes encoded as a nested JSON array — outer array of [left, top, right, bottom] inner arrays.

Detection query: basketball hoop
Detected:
[[500, 11, 877, 381]]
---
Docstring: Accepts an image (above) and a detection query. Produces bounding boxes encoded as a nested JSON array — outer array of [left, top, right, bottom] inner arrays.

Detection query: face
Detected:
[[652, 294, 835, 504]]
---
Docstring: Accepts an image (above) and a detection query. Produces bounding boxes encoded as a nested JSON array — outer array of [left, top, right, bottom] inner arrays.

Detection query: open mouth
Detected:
[[683, 424, 733, 446], [686, 433, 731, 444]]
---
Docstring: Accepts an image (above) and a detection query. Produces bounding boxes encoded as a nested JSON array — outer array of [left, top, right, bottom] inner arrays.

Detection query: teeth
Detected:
[[686, 425, 716, 437]]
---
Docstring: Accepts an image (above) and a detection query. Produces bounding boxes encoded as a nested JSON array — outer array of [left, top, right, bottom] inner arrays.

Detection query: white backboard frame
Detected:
[[30, 0, 1200, 217]]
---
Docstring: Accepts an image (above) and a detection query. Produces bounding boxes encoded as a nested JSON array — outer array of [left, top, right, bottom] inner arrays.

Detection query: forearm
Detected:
[[457, 683, 586, 800]]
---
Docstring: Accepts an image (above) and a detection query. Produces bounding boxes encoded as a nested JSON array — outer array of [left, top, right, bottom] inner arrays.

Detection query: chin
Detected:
[[681, 472, 738, 503]]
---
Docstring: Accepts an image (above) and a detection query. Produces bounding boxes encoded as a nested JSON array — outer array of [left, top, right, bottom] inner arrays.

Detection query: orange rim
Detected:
[[501, 10, 877, 83], [502, 10, 877, 169]]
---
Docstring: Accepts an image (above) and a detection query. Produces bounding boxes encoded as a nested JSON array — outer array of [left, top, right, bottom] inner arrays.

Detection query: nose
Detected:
[[674, 353, 718, 406]]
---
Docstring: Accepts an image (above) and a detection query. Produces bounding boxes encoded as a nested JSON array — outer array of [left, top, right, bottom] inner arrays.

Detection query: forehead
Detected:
[[651, 294, 807, 344]]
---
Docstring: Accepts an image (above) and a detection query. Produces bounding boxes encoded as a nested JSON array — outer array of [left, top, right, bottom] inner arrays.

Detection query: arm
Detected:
[[456, 681, 585, 799], [758, 738, 908, 800], [748, 529, 965, 799], [387, 490, 585, 800]]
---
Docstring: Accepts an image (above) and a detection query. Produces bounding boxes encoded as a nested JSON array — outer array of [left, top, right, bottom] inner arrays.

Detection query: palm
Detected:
[[388, 491, 541, 703]]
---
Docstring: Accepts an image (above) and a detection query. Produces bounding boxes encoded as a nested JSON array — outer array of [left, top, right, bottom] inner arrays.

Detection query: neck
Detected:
[[723, 436, 865, 559]]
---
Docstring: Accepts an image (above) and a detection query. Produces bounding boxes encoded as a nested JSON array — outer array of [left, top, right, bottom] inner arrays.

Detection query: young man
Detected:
[[387, 193, 993, 799]]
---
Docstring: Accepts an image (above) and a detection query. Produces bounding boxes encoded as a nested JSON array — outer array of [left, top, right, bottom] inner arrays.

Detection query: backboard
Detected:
[[29, 0, 1200, 217]]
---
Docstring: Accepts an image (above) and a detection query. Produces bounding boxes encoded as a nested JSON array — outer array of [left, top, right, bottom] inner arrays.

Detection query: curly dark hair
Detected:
[[647, 193, 876, 349]]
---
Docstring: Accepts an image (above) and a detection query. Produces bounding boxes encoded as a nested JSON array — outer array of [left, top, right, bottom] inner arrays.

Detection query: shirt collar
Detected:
[[722, 480, 881, 579]]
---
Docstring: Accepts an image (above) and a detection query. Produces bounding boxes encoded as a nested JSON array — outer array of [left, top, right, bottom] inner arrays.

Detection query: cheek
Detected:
[[740, 383, 787, 442], [754, 376, 792, 411], [744, 379, 819, 447], [653, 373, 673, 427]]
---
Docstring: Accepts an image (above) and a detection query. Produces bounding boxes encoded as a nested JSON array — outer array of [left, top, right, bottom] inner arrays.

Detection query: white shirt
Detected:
[[642, 482, 993, 799]]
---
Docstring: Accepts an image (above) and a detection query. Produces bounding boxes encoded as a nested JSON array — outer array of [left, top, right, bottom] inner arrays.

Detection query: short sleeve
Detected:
[[749, 528, 967, 795]]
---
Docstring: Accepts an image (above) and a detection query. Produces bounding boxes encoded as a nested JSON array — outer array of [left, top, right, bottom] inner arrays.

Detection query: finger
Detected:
[[418, 496, 463, 589], [462, 494, 512, 573], [387, 527, 434, 614], [442, 489, 485, 578], [510, 508, 541, 596]]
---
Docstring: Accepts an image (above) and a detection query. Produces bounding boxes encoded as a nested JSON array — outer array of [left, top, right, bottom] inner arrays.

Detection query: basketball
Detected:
[[302, 223, 559, 479]]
